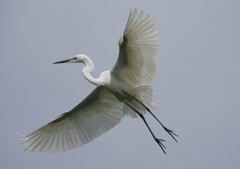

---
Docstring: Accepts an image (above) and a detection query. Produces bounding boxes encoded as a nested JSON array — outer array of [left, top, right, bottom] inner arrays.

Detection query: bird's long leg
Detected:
[[126, 103, 167, 154], [146, 107, 178, 142], [134, 98, 178, 143], [138, 112, 167, 154]]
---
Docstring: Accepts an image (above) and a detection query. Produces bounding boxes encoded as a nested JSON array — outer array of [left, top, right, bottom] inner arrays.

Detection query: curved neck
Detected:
[[81, 56, 101, 86]]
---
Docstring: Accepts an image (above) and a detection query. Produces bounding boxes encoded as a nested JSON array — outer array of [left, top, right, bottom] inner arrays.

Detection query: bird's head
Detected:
[[53, 54, 87, 64]]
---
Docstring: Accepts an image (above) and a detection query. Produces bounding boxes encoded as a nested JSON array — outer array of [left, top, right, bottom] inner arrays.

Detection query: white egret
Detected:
[[22, 9, 178, 154]]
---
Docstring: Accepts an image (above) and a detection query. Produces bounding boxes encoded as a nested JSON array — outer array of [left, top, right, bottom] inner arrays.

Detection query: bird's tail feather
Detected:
[[123, 85, 153, 118]]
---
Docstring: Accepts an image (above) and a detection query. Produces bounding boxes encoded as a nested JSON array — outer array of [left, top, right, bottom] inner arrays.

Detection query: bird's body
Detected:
[[22, 9, 177, 154]]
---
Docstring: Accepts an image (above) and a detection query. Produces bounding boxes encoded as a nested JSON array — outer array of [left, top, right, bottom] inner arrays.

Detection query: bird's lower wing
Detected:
[[22, 86, 123, 152]]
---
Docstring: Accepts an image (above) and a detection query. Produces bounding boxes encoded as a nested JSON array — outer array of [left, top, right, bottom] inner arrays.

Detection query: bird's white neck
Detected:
[[81, 55, 102, 86]]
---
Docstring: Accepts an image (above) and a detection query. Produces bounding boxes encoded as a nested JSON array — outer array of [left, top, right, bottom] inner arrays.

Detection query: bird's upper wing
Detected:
[[112, 9, 159, 87], [23, 86, 123, 152]]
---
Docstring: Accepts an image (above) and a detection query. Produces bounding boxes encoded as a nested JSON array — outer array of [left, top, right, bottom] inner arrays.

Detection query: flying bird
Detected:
[[22, 9, 178, 154]]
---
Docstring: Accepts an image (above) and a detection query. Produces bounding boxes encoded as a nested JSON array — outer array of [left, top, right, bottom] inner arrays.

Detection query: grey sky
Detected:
[[1, 0, 240, 168]]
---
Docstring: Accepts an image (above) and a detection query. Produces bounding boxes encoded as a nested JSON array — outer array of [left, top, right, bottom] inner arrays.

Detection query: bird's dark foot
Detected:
[[155, 138, 166, 154], [163, 126, 179, 143]]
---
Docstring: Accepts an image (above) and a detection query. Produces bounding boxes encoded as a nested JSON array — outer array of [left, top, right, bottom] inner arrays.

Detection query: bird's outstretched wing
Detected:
[[112, 9, 159, 87], [22, 86, 123, 152]]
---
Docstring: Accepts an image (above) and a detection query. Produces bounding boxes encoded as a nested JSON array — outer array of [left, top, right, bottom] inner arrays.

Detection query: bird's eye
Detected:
[[73, 57, 77, 60]]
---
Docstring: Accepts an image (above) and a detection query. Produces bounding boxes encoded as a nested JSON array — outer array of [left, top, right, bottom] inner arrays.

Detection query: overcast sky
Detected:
[[1, 0, 240, 169]]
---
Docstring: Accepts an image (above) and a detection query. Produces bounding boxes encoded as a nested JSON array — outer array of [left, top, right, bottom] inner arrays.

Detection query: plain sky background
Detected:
[[1, 0, 240, 168]]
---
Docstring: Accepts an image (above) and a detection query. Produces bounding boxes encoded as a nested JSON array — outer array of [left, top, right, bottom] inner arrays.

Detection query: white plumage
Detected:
[[22, 9, 177, 154]]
